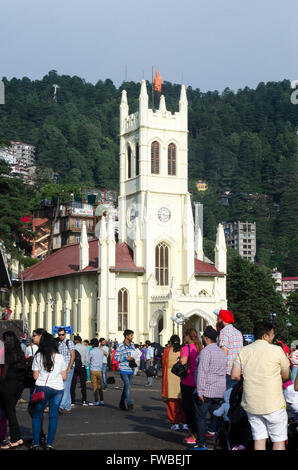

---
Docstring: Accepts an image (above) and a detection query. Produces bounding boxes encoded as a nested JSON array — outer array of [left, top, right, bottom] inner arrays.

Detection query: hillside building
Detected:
[[223, 221, 256, 262]]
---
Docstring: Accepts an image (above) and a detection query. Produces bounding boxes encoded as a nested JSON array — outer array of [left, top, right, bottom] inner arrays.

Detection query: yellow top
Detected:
[[234, 340, 290, 415]]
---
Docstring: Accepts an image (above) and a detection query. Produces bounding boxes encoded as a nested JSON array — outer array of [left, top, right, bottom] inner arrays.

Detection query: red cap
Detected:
[[219, 309, 234, 324]]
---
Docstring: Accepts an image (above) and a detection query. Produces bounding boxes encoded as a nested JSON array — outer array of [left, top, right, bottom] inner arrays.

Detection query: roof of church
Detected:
[[21, 239, 145, 282], [194, 258, 225, 277], [20, 239, 224, 282]]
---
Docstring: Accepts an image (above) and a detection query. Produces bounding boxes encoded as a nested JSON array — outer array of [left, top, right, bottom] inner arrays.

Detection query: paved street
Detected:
[[14, 371, 209, 451]]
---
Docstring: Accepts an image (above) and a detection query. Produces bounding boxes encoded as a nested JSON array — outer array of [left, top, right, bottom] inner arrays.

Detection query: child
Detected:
[[284, 381, 298, 422]]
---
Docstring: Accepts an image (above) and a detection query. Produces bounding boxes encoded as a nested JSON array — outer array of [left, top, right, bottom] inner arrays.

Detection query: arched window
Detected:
[[151, 141, 159, 174], [127, 145, 132, 179], [168, 143, 176, 175], [136, 142, 140, 176], [118, 288, 128, 331], [155, 242, 169, 286]]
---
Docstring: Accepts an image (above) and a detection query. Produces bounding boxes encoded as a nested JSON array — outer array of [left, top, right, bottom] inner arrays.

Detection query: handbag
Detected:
[[31, 355, 54, 403], [124, 343, 137, 369], [171, 344, 190, 379]]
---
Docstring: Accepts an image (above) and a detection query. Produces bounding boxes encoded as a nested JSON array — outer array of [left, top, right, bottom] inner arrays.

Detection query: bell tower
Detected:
[[118, 80, 194, 286]]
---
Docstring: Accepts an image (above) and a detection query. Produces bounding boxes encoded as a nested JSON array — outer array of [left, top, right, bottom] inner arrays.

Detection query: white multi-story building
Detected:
[[223, 221, 256, 262], [0, 141, 36, 182]]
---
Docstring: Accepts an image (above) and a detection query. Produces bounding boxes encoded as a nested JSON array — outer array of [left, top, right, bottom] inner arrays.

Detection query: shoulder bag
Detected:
[[171, 344, 190, 379]]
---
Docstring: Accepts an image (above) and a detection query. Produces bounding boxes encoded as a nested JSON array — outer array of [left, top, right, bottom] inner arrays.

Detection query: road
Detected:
[[13, 370, 213, 451]]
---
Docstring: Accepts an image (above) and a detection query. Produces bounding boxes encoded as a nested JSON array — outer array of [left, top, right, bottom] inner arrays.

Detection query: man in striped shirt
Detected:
[[115, 329, 135, 412], [218, 309, 243, 390], [192, 326, 227, 450]]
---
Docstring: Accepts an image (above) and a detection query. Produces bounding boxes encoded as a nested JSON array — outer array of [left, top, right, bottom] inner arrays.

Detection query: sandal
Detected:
[[1, 441, 22, 450]]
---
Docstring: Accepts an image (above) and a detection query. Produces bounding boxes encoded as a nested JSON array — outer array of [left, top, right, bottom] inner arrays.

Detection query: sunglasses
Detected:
[[58, 334, 65, 337]]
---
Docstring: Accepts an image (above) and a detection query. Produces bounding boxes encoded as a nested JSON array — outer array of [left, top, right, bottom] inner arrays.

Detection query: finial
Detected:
[[159, 95, 167, 113]]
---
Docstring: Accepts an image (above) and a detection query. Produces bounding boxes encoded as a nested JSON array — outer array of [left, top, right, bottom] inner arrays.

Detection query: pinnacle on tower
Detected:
[[120, 89, 129, 128], [79, 221, 89, 270], [139, 79, 148, 99], [99, 216, 107, 243], [159, 95, 167, 113], [107, 213, 115, 242], [215, 223, 227, 273], [179, 84, 188, 114]]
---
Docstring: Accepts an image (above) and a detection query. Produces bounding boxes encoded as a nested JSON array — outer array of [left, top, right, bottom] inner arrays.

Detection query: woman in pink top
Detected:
[[179, 328, 203, 444]]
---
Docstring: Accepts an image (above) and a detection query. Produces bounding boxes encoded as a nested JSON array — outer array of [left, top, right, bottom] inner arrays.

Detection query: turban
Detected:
[[219, 309, 234, 324]]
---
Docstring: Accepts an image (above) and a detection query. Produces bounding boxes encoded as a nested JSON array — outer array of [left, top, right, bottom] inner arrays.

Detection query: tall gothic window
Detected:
[[155, 242, 169, 286], [136, 142, 140, 176], [127, 145, 132, 179], [168, 143, 176, 175], [151, 141, 159, 174], [118, 288, 128, 331]]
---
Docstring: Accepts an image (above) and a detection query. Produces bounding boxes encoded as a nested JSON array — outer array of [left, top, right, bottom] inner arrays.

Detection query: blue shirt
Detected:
[[114, 342, 135, 375]]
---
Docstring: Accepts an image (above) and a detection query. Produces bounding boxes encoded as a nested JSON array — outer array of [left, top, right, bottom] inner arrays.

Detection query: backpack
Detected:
[[65, 340, 82, 369], [24, 346, 36, 389], [24, 356, 35, 388], [152, 343, 164, 358]]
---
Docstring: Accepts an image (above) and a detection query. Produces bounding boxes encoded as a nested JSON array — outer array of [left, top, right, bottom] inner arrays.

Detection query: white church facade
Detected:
[[10, 81, 227, 345]]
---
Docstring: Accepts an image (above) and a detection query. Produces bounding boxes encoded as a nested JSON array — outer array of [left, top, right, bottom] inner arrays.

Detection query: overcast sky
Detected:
[[1, 0, 297, 92]]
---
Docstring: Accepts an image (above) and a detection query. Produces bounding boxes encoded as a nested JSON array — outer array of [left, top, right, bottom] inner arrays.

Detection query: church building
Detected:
[[10, 81, 227, 344]]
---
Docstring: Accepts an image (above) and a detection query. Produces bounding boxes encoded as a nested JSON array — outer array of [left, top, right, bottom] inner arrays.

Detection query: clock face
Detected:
[[158, 207, 171, 222]]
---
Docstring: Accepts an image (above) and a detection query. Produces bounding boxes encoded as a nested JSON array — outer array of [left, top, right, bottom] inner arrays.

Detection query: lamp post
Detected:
[[170, 313, 187, 337], [19, 264, 29, 335]]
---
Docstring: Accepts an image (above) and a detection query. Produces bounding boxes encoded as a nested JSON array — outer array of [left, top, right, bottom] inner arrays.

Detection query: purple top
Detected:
[[181, 343, 199, 387]]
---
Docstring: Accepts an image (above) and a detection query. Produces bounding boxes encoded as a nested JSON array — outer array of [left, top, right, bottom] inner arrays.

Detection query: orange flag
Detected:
[[153, 70, 162, 93]]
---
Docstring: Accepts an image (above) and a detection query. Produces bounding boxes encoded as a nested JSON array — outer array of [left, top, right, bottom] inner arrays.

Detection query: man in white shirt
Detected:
[[145, 341, 155, 387]]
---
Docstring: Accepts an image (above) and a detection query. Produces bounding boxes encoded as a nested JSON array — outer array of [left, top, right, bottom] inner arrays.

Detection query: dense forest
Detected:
[[0, 71, 297, 276]]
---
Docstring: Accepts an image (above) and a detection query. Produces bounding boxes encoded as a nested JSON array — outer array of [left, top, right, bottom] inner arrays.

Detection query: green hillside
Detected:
[[0, 72, 297, 275]]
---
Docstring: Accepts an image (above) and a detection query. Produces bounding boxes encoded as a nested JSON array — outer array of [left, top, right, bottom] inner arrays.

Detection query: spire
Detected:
[[215, 223, 227, 273], [99, 216, 107, 243], [79, 221, 89, 270], [194, 226, 204, 261], [107, 213, 115, 242], [179, 84, 188, 124], [139, 80, 148, 100], [179, 84, 187, 108], [159, 95, 167, 113], [120, 89, 129, 131], [139, 80, 148, 124]]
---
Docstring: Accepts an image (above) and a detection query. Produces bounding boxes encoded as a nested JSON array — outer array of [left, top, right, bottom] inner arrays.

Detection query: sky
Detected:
[[1, 0, 298, 92]]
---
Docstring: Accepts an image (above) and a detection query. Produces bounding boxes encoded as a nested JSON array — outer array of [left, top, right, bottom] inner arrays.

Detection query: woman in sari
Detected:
[[162, 335, 186, 430]]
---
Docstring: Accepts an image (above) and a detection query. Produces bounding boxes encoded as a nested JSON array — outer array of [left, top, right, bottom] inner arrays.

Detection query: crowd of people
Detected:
[[0, 309, 297, 451], [0, 327, 163, 449], [161, 310, 298, 451]]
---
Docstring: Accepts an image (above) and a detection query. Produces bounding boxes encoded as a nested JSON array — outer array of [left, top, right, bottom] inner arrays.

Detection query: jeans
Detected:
[[59, 368, 74, 411], [120, 373, 134, 407], [226, 374, 239, 390], [146, 360, 155, 386], [291, 367, 298, 382], [102, 364, 107, 388], [32, 386, 63, 446], [193, 395, 223, 445]]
